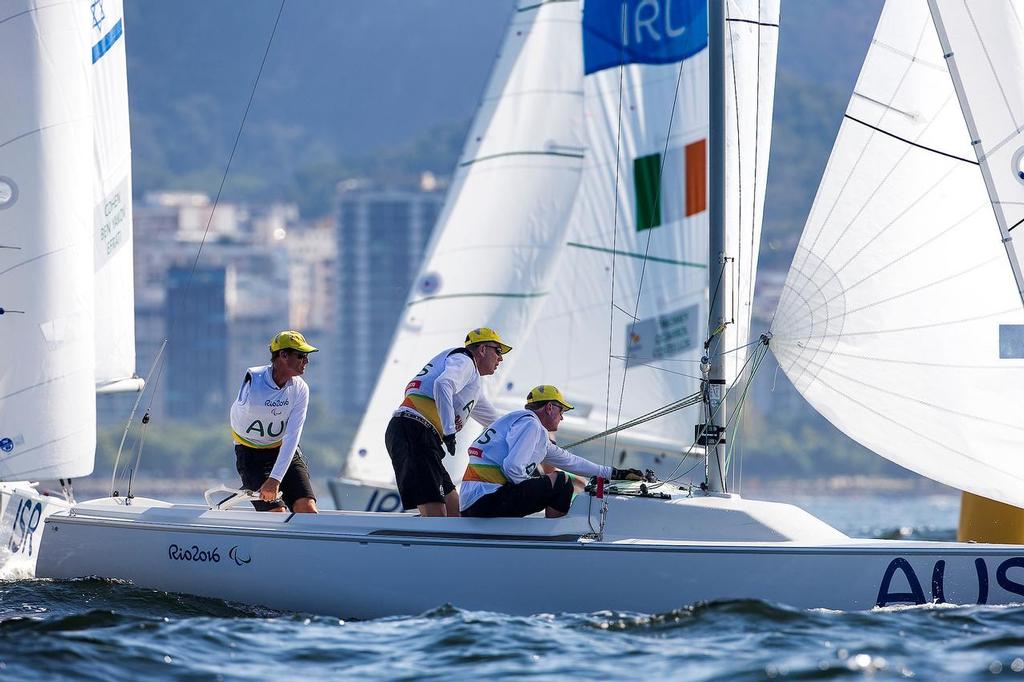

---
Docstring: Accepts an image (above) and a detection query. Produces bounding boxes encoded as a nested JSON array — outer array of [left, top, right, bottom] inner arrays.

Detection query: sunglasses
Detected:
[[484, 344, 504, 357], [288, 350, 309, 360]]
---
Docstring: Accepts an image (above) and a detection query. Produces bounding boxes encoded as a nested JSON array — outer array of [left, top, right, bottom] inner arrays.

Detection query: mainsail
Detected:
[[772, 0, 1024, 507], [342, 0, 586, 487], [0, 0, 99, 479], [498, 0, 778, 458], [91, 0, 139, 393]]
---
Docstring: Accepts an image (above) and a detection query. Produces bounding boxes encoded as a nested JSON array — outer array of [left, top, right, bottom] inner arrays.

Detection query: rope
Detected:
[[608, 33, 690, 466], [564, 391, 702, 449], [109, 340, 166, 496], [601, 1, 628, 469]]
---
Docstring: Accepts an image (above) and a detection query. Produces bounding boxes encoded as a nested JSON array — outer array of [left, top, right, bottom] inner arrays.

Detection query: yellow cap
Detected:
[[526, 385, 573, 411], [465, 327, 512, 355], [269, 330, 318, 354]]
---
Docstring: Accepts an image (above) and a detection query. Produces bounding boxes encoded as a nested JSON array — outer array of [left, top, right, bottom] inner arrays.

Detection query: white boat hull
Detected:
[[36, 490, 1024, 618]]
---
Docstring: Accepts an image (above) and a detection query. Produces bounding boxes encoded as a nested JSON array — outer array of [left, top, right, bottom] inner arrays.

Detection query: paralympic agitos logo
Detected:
[[229, 546, 252, 566]]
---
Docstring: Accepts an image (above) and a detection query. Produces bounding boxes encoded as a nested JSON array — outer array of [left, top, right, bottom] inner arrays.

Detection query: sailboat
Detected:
[[331, 0, 758, 511], [32, 0, 1024, 617], [0, 0, 141, 573]]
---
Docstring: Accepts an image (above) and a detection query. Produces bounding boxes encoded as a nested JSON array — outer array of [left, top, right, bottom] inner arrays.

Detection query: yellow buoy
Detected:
[[958, 491, 1024, 544]]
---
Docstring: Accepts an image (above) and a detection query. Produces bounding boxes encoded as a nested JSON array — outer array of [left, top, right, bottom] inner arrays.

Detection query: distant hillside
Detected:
[[125, 0, 514, 212], [125, 0, 883, 224]]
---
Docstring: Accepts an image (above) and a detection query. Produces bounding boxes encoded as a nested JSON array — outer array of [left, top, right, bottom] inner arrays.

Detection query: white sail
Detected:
[[343, 0, 586, 487], [90, 0, 138, 391], [498, 0, 778, 455], [928, 0, 1024, 305], [721, 0, 778, 383], [772, 0, 1024, 508], [0, 1, 98, 479]]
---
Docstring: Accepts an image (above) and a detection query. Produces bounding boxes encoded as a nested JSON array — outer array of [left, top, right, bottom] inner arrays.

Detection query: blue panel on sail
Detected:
[[92, 19, 123, 64], [583, 0, 707, 75], [999, 325, 1024, 359]]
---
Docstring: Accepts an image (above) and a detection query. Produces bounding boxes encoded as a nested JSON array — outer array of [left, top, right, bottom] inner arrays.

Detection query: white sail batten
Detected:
[[91, 0, 138, 390], [0, 1, 98, 479], [773, 0, 1024, 508], [343, 1, 586, 486]]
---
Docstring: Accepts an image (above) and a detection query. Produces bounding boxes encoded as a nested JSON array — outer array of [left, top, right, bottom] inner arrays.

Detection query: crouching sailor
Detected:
[[385, 327, 510, 517], [459, 385, 643, 518], [230, 330, 319, 513]]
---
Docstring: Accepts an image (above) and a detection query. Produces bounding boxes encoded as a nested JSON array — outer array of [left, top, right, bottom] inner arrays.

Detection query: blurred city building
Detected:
[[333, 181, 443, 411], [97, 192, 334, 426]]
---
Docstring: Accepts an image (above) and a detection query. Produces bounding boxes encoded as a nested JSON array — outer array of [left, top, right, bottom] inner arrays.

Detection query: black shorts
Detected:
[[235, 444, 316, 511], [462, 472, 574, 518], [385, 415, 455, 510]]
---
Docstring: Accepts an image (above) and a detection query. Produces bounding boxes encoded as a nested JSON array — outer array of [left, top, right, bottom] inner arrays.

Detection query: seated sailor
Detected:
[[460, 385, 643, 518]]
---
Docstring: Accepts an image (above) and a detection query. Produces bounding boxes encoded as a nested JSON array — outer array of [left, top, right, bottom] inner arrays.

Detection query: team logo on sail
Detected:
[[583, 0, 708, 75], [0, 438, 13, 453]]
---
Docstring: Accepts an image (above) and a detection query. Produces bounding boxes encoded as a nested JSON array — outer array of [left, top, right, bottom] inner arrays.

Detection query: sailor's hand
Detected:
[[259, 477, 282, 502], [610, 467, 644, 481], [442, 433, 457, 457], [454, 415, 463, 432]]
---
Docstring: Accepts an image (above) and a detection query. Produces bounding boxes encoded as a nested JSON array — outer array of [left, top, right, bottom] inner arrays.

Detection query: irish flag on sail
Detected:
[[633, 138, 707, 231]]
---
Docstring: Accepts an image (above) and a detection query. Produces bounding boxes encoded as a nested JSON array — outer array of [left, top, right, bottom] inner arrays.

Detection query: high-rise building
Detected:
[[165, 265, 228, 420], [334, 187, 442, 411]]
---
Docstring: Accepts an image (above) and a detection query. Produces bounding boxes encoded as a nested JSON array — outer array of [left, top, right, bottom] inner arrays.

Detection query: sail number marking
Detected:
[[877, 556, 1024, 606], [7, 498, 42, 556]]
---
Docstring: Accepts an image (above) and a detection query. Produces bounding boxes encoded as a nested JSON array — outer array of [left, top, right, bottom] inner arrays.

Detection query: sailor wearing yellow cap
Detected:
[[385, 327, 511, 517], [230, 330, 319, 513], [460, 385, 643, 518]]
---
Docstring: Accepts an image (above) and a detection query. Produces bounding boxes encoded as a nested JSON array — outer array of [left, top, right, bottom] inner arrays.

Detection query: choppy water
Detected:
[[4, 493, 1024, 680]]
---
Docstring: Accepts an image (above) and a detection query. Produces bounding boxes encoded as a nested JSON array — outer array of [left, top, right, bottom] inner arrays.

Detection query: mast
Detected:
[[702, 0, 727, 492]]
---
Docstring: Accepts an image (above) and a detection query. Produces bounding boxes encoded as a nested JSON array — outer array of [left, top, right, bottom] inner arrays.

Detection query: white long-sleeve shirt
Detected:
[[229, 365, 310, 481], [459, 410, 612, 510], [400, 348, 498, 436]]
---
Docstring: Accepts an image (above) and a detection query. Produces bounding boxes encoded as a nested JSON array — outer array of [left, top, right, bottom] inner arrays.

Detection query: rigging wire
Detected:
[[112, 0, 288, 494], [564, 392, 702, 449], [608, 42, 690, 466], [602, 1, 628, 469], [662, 336, 769, 485], [109, 340, 167, 496], [594, 2, 777, 497]]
